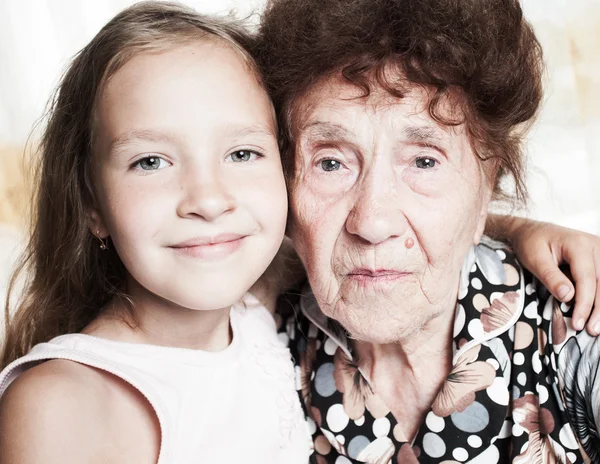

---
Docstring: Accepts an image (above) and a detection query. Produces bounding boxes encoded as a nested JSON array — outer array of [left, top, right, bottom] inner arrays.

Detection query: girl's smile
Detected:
[[169, 233, 248, 260]]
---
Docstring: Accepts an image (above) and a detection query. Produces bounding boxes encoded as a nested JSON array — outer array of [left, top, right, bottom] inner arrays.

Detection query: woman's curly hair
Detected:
[[254, 0, 544, 203]]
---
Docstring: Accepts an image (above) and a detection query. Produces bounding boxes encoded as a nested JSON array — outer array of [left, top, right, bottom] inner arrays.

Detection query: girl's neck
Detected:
[[83, 280, 233, 352]]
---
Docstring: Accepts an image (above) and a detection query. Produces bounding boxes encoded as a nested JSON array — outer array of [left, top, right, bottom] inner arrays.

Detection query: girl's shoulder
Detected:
[[0, 359, 110, 461], [0, 357, 159, 463]]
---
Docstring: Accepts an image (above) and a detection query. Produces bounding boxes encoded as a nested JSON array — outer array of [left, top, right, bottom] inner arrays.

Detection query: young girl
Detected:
[[0, 2, 599, 463], [0, 3, 307, 463]]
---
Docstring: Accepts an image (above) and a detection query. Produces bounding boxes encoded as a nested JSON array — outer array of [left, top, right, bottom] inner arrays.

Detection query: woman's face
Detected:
[[289, 74, 494, 343]]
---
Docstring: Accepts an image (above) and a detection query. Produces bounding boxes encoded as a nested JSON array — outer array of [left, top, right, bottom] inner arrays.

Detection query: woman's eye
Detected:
[[415, 157, 437, 169], [135, 156, 169, 171], [319, 159, 342, 172], [227, 150, 261, 162]]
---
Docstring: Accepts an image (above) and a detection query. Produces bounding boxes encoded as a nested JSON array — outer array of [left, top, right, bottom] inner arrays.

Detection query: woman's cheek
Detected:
[[311, 179, 351, 202], [291, 190, 344, 267], [401, 165, 450, 198]]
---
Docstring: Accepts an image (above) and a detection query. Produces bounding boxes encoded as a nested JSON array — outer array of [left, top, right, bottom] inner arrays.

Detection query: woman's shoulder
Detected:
[[0, 358, 159, 463]]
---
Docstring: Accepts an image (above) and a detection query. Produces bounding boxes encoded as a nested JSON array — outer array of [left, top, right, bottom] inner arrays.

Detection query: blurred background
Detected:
[[0, 0, 599, 310]]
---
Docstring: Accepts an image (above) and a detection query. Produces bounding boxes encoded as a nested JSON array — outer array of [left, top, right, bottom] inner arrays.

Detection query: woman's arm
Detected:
[[486, 214, 600, 334]]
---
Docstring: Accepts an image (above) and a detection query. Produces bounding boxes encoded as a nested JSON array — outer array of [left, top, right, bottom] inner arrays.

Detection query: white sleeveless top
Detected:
[[0, 294, 311, 463]]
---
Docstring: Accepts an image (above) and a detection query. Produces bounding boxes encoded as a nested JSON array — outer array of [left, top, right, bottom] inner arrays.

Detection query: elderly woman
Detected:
[[255, 0, 600, 462]]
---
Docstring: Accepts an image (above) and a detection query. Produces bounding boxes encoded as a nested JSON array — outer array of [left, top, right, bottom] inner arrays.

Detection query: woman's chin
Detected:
[[332, 305, 434, 345]]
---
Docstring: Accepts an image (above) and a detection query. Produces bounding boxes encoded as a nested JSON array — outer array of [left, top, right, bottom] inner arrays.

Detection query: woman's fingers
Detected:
[[524, 241, 575, 303]]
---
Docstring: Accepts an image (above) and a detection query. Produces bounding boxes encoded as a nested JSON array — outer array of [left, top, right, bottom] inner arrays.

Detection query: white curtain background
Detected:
[[0, 0, 599, 325]]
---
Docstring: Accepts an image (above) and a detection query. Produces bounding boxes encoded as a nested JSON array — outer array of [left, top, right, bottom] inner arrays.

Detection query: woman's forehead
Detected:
[[294, 77, 466, 146]]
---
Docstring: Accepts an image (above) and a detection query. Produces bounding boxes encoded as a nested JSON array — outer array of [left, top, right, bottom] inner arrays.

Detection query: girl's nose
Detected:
[[176, 169, 236, 221]]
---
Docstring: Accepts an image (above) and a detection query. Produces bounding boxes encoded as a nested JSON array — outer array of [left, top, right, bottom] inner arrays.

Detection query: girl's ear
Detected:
[[88, 209, 108, 238]]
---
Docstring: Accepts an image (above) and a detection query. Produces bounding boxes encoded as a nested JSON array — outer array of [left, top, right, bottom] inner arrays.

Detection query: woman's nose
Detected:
[[176, 168, 236, 221], [345, 173, 407, 245]]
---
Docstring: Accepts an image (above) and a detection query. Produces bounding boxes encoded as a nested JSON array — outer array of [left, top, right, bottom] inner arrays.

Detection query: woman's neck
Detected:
[[83, 280, 233, 352], [352, 303, 455, 441]]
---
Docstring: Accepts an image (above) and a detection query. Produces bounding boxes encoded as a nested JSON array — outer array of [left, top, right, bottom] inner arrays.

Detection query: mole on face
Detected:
[[405, 237, 414, 249]]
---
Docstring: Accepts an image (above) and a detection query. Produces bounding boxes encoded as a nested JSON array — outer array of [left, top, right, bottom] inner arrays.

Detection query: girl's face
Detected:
[[90, 41, 287, 312]]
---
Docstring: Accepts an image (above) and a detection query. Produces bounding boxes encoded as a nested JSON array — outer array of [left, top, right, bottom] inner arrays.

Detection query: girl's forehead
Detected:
[[92, 42, 275, 153], [100, 41, 252, 95]]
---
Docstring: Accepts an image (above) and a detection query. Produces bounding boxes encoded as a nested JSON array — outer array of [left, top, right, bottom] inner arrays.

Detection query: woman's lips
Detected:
[[347, 269, 413, 284], [169, 234, 247, 259]]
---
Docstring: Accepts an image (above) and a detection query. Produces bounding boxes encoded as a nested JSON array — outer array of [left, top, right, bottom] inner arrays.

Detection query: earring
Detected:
[[96, 230, 108, 250]]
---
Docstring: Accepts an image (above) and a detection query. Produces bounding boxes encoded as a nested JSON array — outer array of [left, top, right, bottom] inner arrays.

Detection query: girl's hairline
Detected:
[[89, 34, 271, 151]]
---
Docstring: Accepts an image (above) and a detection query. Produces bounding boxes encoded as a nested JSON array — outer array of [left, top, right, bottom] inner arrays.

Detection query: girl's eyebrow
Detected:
[[216, 123, 277, 140], [109, 129, 178, 155], [108, 124, 276, 156]]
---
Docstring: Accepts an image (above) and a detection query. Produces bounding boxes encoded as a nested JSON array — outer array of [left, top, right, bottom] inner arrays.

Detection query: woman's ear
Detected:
[[473, 199, 490, 245], [473, 162, 497, 244]]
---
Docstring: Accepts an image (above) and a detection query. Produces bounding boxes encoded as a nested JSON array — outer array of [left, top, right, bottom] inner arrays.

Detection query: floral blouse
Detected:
[[276, 237, 600, 463]]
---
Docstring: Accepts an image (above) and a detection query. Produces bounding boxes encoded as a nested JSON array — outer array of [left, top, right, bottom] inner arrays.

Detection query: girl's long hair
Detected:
[[1, 1, 258, 369]]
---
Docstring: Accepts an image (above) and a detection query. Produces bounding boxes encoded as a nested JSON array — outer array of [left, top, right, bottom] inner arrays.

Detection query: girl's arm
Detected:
[[487, 214, 600, 334], [0, 360, 159, 463]]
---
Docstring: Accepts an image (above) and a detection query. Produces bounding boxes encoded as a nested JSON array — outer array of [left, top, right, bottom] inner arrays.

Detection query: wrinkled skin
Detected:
[[289, 75, 494, 343]]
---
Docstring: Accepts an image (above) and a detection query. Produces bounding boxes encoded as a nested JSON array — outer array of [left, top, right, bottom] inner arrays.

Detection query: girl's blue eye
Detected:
[[135, 156, 168, 171], [415, 157, 437, 169], [227, 150, 261, 162], [320, 159, 341, 172]]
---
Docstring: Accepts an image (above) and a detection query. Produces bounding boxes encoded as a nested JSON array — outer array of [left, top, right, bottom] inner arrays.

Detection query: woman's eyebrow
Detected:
[[400, 125, 449, 159], [402, 125, 445, 144], [300, 121, 354, 141]]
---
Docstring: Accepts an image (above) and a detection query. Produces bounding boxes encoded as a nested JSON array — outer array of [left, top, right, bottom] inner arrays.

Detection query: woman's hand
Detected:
[[505, 218, 600, 334]]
